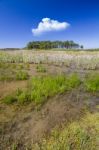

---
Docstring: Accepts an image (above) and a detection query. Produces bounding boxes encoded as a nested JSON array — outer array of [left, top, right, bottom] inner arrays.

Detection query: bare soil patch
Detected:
[[0, 81, 27, 100]]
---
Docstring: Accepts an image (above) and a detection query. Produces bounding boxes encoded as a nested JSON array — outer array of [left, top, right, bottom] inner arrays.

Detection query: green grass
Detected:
[[0, 70, 29, 81], [36, 65, 47, 73], [3, 95, 17, 104], [33, 113, 99, 150], [2, 72, 99, 105], [84, 74, 99, 92], [3, 74, 81, 105], [27, 74, 80, 104], [0, 63, 29, 81], [16, 71, 29, 80]]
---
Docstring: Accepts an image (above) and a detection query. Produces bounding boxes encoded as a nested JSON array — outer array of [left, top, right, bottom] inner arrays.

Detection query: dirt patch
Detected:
[[0, 81, 27, 99]]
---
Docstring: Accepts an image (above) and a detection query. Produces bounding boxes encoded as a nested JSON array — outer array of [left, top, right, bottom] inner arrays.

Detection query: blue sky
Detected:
[[0, 0, 99, 48]]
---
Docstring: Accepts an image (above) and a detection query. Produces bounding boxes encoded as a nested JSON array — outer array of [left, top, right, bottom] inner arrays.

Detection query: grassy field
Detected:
[[0, 50, 99, 150]]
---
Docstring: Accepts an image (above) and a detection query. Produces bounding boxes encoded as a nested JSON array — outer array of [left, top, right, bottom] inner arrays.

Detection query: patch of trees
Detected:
[[26, 41, 83, 50], [0, 48, 20, 51]]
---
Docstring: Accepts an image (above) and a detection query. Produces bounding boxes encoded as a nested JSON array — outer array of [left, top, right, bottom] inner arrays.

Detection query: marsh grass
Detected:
[[3, 74, 81, 105], [84, 74, 99, 92], [0, 63, 29, 81], [16, 71, 29, 80], [33, 113, 99, 150], [3, 95, 17, 104], [36, 64, 47, 73]]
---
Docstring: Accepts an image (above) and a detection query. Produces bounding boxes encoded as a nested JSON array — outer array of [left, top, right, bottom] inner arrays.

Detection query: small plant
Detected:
[[16, 88, 23, 96], [17, 91, 29, 104], [18, 64, 24, 70], [36, 65, 47, 73], [84, 74, 99, 92], [25, 63, 30, 70], [16, 71, 29, 80], [3, 95, 17, 104], [67, 73, 81, 89]]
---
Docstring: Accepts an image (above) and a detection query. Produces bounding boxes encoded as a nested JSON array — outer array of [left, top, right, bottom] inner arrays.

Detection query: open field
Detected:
[[0, 50, 99, 150]]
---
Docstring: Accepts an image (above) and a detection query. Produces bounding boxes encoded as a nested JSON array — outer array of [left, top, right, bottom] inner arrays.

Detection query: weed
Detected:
[[84, 74, 99, 92], [3, 95, 17, 104], [16, 71, 29, 80], [17, 91, 30, 104], [36, 65, 47, 73]]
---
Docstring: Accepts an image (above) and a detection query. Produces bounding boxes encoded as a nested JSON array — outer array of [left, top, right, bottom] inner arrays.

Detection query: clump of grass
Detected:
[[3, 74, 81, 105], [0, 63, 29, 81], [3, 95, 17, 104], [36, 65, 47, 73], [84, 74, 99, 92], [17, 91, 30, 104], [17, 64, 24, 70], [25, 63, 30, 70], [33, 113, 99, 150], [16, 71, 29, 80], [0, 75, 14, 81], [30, 74, 80, 104]]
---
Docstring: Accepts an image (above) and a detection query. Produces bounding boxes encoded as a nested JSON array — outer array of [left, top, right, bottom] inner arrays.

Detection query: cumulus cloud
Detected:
[[32, 18, 70, 36]]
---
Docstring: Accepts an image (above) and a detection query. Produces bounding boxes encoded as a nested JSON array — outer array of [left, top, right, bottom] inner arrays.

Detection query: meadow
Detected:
[[0, 50, 99, 150]]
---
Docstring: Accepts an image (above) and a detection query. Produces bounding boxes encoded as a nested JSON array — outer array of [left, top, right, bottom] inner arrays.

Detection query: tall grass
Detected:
[[0, 51, 99, 70]]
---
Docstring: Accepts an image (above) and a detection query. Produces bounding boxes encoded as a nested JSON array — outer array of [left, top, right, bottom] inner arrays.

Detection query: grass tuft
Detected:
[[3, 95, 17, 104], [16, 71, 29, 80], [36, 65, 47, 73], [84, 74, 99, 92]]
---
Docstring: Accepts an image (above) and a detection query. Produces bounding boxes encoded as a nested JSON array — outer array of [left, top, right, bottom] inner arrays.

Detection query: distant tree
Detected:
[[27, 42, 33, 49], [26, 41, 81, 50], [81, 45, 84, 49]]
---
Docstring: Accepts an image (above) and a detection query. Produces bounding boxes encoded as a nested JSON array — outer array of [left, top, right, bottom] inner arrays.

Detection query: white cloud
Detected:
[[32, 18, 70, 36]]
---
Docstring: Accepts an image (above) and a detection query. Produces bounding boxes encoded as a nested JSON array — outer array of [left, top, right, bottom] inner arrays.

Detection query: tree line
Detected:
[[26, 41, 83, 50]]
